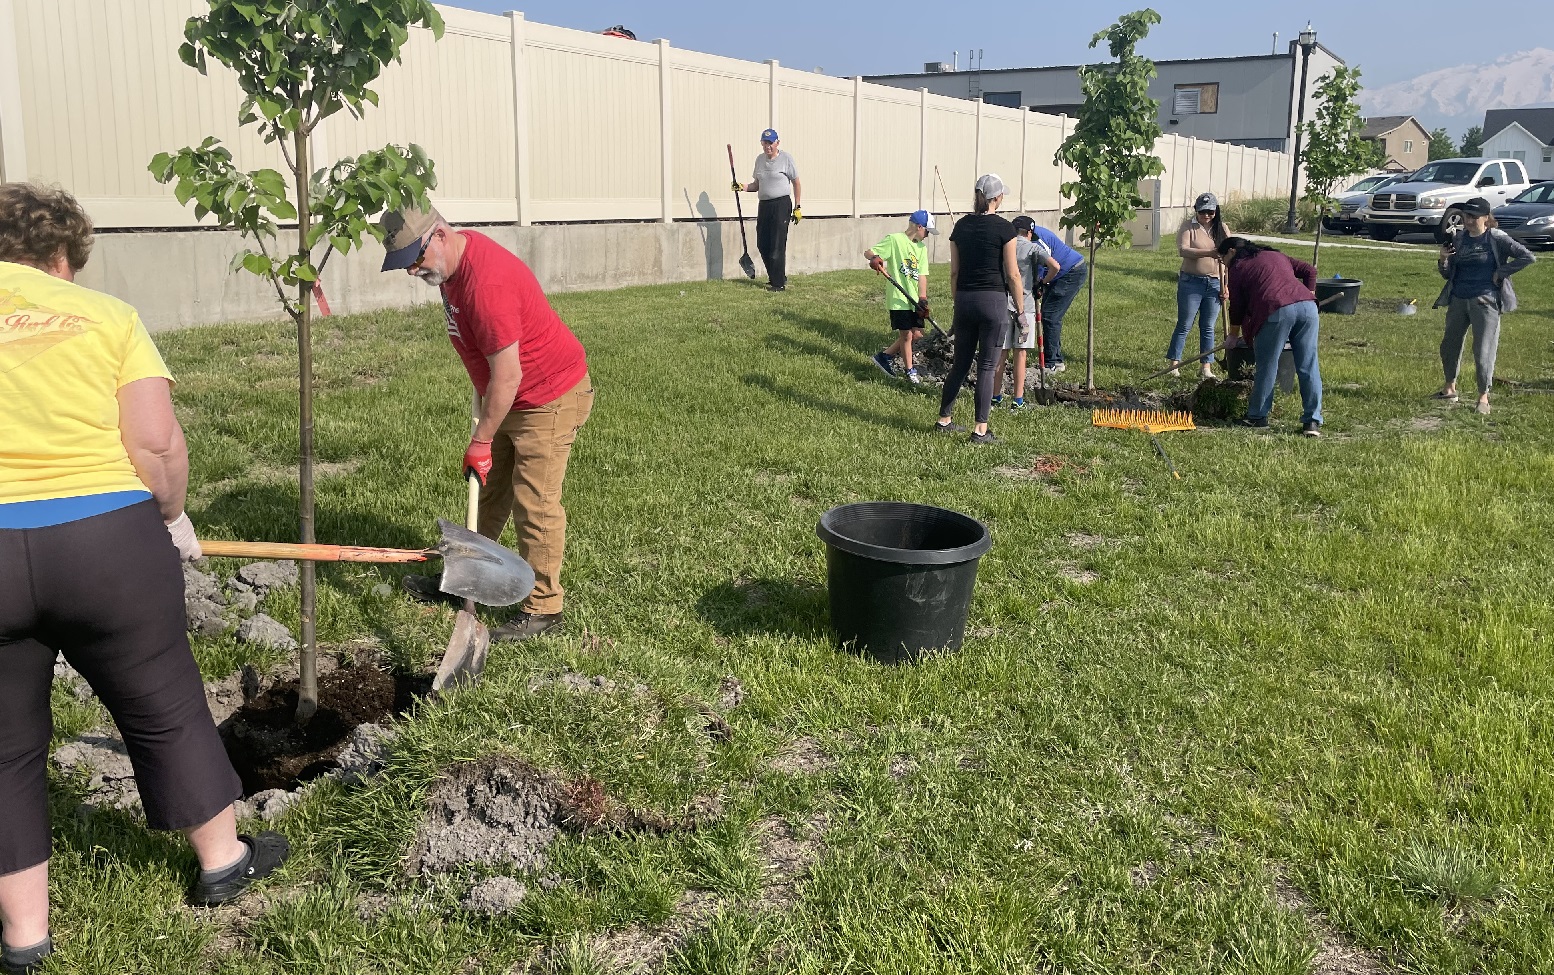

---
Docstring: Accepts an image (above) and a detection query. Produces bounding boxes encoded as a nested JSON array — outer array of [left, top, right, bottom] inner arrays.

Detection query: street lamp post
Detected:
[[1283, 23, 1317, 235]]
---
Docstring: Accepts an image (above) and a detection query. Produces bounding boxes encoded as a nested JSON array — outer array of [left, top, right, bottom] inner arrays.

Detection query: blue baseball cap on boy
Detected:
[[761, 128, 779, 143], [908, 210, 939, 235]]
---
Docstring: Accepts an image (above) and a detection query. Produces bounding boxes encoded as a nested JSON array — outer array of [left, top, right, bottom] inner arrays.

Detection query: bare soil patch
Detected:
[[1274, 875, 1392, 974], [220, 665, 426, 795], [769, 737, 836, 775]]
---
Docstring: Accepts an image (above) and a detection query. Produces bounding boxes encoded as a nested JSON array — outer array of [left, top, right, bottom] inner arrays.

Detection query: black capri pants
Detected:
[[755, 196, 793, 289], [0, 500, 242, 875], [939, 289, 1010, 425]]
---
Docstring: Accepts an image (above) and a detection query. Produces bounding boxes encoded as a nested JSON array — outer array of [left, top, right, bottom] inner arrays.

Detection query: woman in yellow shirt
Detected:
[[0, 184, 287, 972]]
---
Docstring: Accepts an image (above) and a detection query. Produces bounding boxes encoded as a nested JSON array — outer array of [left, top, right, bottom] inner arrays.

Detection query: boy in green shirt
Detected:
[[865, 210, 936, 383]]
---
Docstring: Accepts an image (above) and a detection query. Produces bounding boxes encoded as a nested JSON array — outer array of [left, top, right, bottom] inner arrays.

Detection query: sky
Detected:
[[446, 0, 1554, 91]]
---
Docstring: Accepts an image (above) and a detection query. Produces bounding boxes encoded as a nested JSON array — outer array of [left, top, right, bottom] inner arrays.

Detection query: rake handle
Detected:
[[199, 540, 435, 563]]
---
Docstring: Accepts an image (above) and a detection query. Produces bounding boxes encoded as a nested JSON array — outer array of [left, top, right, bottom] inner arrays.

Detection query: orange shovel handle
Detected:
[[198, 540, 435, 564]]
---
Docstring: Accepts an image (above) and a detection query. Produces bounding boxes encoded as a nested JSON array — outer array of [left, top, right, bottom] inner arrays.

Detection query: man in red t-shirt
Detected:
[[380, 205, 593, 640]]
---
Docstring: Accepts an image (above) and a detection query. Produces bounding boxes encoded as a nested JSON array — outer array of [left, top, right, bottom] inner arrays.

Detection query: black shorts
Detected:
[[889, 309, 922, 331]]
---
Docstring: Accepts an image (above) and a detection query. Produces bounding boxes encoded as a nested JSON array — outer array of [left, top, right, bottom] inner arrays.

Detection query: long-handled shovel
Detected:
[[1139, 339, 1231, 383], [726, 144, 758, 279], [876, 266, 946, 340]]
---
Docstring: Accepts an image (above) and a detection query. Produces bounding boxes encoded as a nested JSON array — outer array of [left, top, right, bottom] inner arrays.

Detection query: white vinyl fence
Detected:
[[0, 0, 1293, 230]]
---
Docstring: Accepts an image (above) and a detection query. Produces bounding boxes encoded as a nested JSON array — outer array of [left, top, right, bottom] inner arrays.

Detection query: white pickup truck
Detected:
[[1360, 157, 1532, 242]]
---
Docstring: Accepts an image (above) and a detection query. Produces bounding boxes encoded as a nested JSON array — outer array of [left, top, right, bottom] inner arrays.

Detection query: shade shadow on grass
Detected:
[[763, 333, 882, 385], [741, 374, 919, 434], [695, 577, 828, 641]]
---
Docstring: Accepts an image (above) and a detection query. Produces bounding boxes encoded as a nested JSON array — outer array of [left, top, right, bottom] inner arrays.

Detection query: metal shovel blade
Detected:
[[739, 252, 757, 279], [434, 518, 535, 607], [432, 609, 490, 691]]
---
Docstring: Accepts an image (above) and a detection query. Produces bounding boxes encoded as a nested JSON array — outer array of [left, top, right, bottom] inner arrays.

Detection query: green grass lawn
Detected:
[[42, 241, 1554, 974]]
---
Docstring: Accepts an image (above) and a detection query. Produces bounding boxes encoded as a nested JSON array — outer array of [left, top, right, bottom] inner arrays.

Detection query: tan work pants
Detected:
[[477, 374, 594, 615]]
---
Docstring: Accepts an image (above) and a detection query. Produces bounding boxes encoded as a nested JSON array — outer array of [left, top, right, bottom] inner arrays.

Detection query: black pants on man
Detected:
[[755, 195, 793, 289]]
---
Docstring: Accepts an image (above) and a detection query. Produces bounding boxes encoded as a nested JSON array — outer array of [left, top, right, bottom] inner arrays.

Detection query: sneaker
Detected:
[[190, 832, 291, 906], [1301, 421, 1321, 438], [990, 395, 1003, 407], [871, 351, 895, 377], [1, 937, 52, 975], [1010, 398, 1027, 411], [490, 612, 564, 642], [905, 368, 922, 385], [969, 430, 999, 445], [1200, 365, 1215, 380], [1476, 400, 1491, 415], [931, 420, 966, 435], [767, 283, 786, 292], [402, 574, 461, 608], [1046, 362, 1066, 374], [1237, 416, 1270, 429]]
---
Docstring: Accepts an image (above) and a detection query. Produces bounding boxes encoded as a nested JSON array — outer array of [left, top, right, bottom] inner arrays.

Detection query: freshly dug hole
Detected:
[[220, 666, 426, 795]]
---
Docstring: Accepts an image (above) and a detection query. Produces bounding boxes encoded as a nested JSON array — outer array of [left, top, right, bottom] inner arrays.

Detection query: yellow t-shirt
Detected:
[[0, 261, 173, 504]]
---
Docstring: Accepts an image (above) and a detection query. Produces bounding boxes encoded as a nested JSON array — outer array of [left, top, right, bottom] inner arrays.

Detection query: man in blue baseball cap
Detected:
[[733, 129, 802, 291]]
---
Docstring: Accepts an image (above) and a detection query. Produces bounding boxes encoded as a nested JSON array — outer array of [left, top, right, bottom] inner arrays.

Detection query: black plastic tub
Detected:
[[816, 502, 992, 664], [1315, 278, 1362, 315]]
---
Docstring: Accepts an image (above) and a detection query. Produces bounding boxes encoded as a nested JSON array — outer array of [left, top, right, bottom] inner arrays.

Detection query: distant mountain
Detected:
[[1360, 48, 1554, 135]]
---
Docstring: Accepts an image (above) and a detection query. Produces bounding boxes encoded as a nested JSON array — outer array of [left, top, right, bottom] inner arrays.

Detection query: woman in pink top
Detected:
[[1168, 192, 1230, 378]]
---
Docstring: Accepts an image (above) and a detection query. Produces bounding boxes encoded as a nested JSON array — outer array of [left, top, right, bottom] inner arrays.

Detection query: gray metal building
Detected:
[[865, 42, 1344, 153]]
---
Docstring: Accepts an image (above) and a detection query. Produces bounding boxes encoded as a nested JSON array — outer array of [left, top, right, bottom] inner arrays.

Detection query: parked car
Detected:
[[1493, 181, 1554, 248], [1360, 157, 1533, 242], [1324, 173, 1412, 235]]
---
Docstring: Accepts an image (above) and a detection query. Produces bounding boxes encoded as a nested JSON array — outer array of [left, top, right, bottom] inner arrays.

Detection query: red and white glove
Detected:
[[463, 438, 493, 485], [164, 512, 202, 561], [869, 256, 885, 275]]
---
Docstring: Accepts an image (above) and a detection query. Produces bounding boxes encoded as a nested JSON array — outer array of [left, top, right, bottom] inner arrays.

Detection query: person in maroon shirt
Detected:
[[380, 205, 594, 640], [1218, 237, 1323, 437]]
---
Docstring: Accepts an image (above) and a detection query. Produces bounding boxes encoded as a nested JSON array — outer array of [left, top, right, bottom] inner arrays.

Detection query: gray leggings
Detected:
[[1441, 295, 1501, 396]]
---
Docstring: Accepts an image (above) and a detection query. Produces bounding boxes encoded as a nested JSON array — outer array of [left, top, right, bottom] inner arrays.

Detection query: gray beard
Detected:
[[415, 268, 446, 287]]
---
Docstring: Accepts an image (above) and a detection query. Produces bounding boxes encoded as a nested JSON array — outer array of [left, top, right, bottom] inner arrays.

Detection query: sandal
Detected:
[[1431, 390, 1459, 403]]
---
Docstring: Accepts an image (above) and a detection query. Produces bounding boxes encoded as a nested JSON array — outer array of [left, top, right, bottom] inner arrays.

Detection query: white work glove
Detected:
[[1018, 309, 1036, 345], [164, 512, 202, 561]]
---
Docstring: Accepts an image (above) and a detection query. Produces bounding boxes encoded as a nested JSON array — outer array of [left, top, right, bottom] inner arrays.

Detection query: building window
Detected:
[[1403, 140, 1414, 153], [1173, 83, 1218, 115], [982, 91, 1021, 109], [1512, 150, 1527, 161], [1544, 148, 1553, 163]]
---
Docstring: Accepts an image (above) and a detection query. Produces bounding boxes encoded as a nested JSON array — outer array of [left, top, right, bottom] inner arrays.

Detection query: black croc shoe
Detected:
[[190, 832, 290, 907], [1, 936, 52, 975]]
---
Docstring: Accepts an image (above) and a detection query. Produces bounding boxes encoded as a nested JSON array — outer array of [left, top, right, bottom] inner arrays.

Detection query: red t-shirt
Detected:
[[439, 231, 588, 410]]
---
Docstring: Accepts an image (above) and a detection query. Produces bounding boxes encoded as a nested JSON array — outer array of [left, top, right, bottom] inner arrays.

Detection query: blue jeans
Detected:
[[1168, 273, 1220, 362], [1039, 263, 1086, 364], [1248, 301, 1322, 424]]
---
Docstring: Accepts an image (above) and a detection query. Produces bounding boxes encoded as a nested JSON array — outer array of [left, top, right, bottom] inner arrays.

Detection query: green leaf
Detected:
[[241, 252, 271, 275]]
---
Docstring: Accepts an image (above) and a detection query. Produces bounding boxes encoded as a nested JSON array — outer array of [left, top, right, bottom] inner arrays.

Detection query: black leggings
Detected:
[[939, 290, 1009, 425], [0, 500, 241, 874]]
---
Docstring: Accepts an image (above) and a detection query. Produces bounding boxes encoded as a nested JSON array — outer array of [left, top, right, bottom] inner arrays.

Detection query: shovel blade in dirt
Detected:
[[434, 518, 535, 607], [432, 608, 490, 692]]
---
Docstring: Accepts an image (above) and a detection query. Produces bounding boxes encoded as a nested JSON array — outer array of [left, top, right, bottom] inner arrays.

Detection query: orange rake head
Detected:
[[1091, 408, 1196, 434]]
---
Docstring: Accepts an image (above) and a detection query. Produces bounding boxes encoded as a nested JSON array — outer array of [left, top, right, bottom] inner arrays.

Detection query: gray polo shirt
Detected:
[[752, 150, 799, 201]]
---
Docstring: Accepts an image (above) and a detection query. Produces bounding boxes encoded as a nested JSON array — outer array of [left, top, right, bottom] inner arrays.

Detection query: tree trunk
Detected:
[[294, 128, 318, 723], [1312, 206, 1325, 273], [1085, 234, 1097, 392]]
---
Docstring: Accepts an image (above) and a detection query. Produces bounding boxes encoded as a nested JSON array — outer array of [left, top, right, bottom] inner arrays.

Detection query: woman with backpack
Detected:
[[1433, 197, 1535, 415]]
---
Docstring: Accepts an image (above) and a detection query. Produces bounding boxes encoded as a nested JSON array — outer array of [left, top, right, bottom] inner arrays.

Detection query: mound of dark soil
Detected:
[[220, 666, 427, 794]]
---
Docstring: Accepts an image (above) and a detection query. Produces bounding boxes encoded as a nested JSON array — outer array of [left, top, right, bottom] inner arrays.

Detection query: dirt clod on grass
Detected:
[[220, 665, 423, 795], [769, 736, 836, 775], [462, 876, 528, 917], [410, 757, 723, 877]]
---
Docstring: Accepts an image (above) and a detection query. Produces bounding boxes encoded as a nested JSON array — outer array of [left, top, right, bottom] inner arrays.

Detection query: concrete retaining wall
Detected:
[[81, 212, 1100, 332]]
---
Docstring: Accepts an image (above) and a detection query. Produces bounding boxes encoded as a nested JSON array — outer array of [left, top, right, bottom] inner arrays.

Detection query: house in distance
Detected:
[[864, 40, 1345, 153]]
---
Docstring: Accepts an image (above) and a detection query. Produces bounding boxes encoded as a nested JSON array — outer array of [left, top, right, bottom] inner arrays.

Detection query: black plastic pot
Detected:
[[1315, 278, 1362, 315], [816, 502, 992, 664]]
